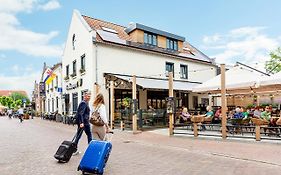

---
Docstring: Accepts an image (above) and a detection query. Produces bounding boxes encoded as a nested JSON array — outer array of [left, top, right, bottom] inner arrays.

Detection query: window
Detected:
[[72, 34, 76, 50], [66, 65, 69, 77], [81, 54, 85, 71], [165, 62, 174, 76], [81, 90, 88, 101], [144, 32, 157, 46], [56, 76, 58, 87], [52, 98, 54, 112], [72, 93, 78, 113], [180, 64, 188, 79], [56, 97, 59, 109], [48, 99, 50, 112], [166, 38, 178, 51], [72, 60, 76, 76]]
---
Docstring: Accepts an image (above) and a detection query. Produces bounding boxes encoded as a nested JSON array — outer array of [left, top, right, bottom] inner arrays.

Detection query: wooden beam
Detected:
[[255, 125, 261, 141], [221, 64, 227, 139], [110, 81, 114, 130], [132, 75, 138, 134], [169, 72, 174, 136]]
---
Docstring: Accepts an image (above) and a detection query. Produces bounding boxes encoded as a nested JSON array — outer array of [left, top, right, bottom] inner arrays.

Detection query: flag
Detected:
[[45, 73, 56, 85], [43, 68, 56, 85]]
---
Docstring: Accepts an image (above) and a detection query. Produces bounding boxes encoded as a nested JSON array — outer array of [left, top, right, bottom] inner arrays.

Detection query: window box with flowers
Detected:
[[64, 76, 69, 81], [80, 68, 86, 74], [70, 73, 77, 78]]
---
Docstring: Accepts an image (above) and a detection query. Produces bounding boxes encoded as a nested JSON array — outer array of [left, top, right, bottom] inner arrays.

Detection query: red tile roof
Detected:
[[0, 90, 28, 97], [82, 15, 213, 64]]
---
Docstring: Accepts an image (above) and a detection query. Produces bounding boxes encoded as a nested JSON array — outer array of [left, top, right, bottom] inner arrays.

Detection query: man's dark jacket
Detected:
[[76, 101, 90, 125]]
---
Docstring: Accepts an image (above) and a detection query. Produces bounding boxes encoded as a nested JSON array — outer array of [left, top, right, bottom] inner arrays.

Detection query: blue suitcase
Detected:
[[78, 140, 112, 175]]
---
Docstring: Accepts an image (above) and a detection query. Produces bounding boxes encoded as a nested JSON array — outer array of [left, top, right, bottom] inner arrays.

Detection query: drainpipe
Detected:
[[95, 42, 98, 84]]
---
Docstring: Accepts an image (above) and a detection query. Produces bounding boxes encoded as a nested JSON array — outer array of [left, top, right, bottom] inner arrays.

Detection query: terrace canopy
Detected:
[[192, 66, 268, 94]]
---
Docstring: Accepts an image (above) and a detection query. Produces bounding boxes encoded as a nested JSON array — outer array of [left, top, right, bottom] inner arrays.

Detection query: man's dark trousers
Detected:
[[75, 124, 92, 144]]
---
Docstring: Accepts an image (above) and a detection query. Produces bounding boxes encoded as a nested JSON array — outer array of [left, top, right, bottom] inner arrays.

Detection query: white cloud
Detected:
[[203, 34, 221, 44], [0, 71, 41, 98], [38, 0, 61, 11], [0, 0, 62, 58], [202, 26, 280, 71], [0, 0, 36, 13]]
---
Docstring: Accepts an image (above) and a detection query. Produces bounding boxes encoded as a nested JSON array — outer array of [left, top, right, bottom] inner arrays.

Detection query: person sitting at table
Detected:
[[253, 106, 262, 118], [233, 107, 244, 119], [260, 106, 271, 125], [276, 111, 281, 126], [213, 106, 221, 124], [201, 106, 214, 130], [179, 107, 191, 123]]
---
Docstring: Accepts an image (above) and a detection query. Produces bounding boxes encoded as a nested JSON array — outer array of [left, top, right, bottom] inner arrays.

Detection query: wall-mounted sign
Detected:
[[39, 82, 45, 96], [66, 79, 83, 90]]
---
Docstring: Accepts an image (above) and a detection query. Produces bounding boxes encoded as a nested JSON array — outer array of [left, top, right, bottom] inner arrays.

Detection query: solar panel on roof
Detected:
[[97, 30, 126, 44]]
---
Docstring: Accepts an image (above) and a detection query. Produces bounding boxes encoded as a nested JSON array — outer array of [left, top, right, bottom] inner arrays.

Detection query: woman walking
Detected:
[[91, 93, 110, 140]]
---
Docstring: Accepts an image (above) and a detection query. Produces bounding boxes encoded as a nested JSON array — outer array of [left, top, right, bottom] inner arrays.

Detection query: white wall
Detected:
[[96, 44, 217, 84], [62, 10, 96, 114], [44, 65, 63, 114]]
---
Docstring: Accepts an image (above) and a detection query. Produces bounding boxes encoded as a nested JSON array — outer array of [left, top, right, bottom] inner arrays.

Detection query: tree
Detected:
[[265, 47, 281, 74], [0, 96, 13, 108], [9, 92, 30, 105]]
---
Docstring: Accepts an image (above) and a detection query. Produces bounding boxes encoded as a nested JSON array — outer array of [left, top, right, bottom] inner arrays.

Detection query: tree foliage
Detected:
[[265, 47, 281, 74], [0, 92, 29, 109]]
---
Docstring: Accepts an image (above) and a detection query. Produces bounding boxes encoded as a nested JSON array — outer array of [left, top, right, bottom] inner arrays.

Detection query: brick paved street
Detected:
[[0, 117, 281, 175]]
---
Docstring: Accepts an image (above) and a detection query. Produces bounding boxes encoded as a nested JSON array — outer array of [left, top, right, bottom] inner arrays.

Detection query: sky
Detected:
[[0, 0, 281, 97]]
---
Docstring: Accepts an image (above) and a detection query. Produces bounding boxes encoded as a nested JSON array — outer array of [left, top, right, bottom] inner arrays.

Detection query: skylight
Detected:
[[101, 27, 118, 34]]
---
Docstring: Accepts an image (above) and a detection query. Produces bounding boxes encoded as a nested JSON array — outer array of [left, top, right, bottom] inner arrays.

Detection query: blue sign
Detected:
[[22, 98, 26, 103]]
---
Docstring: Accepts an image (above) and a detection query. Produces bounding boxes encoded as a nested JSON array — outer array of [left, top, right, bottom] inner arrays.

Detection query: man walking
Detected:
[[18, 107, 24, 123], [73, 91, 92, 155]]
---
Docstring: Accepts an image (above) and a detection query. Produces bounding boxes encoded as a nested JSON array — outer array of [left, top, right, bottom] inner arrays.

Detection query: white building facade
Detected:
[[44, 63, 63, 114], [62, 10, 218, 118]]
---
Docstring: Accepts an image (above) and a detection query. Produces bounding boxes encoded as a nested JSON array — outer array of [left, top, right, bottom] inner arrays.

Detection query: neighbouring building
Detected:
[[44, 63, 63, 114], [62, 10, 217, 120]]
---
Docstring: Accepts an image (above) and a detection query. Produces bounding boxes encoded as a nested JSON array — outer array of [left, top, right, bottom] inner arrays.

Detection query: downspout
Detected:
[[95, 42, 98, 83]]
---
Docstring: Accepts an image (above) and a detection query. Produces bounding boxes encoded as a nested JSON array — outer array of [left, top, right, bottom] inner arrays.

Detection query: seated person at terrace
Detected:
[[260, 106, 271, 124], [233, 107, 244, 119], [253, 106, 262, 118], [201, 106, 214, 130], [179, 107, 191, 123]]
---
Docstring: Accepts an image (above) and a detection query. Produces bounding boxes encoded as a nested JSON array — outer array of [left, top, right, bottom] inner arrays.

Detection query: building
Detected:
[[62, 10, 217, 118], [0, 90, 28, 97], [44, 63, 63, 114]]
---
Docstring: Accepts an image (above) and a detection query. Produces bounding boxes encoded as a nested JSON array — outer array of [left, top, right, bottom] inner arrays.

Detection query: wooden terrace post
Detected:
[[221, 64, 227, 139], [169, 72, 174, 136], [132, 75, 138, 134], [193, 123, 198, 137], [110, 81, 114, 130], [255, 125, 261, 141]]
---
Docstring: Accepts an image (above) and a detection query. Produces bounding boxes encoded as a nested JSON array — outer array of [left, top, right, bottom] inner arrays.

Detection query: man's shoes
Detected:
[[73, 151, 81, 156]]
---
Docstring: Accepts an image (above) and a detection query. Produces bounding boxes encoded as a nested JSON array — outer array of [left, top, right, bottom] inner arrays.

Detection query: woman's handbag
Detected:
[[90, 106, 105, 126]]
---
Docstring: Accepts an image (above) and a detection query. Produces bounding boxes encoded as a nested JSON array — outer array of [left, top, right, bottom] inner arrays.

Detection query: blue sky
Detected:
[[0, 0, 281, 97]]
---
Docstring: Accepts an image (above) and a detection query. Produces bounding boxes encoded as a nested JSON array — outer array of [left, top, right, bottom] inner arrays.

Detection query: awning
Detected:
[[114, 75, 199, 91], [192, 66, 268, 93]]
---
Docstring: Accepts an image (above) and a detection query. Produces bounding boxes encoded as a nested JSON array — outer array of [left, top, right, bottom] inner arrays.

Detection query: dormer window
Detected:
[[144, 32, 157, 46], [72, 34, 76, 50], [167, 38, 178, 51]]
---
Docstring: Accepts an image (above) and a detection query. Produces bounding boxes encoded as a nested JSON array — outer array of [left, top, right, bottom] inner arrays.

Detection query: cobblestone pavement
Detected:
[[0, 116, 281, 175]]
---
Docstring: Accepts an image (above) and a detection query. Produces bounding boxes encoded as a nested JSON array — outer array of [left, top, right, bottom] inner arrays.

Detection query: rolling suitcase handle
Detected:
[[72, 128, 84, 143], [104, 131, 114, 142]]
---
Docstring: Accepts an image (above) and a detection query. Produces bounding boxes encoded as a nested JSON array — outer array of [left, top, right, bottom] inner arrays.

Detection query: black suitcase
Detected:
[[54, 129, 82, 162]]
